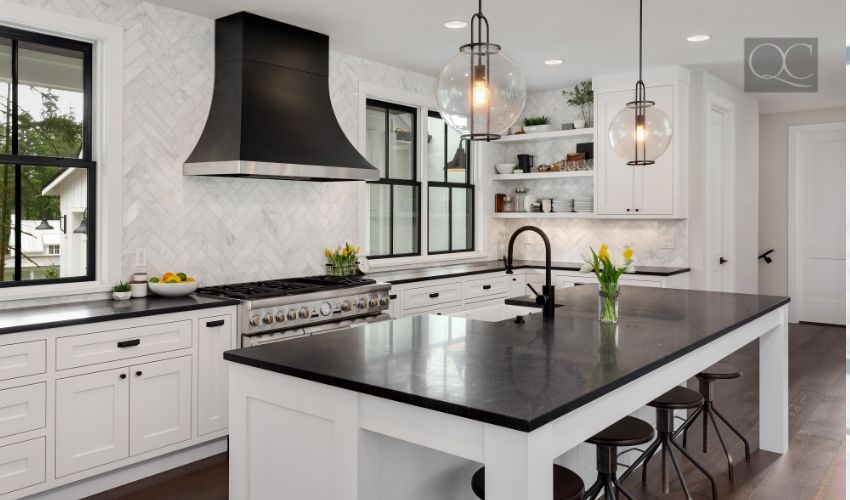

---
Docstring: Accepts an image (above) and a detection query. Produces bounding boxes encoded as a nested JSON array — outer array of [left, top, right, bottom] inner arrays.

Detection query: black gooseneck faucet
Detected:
[[505, 226, 555, 318]]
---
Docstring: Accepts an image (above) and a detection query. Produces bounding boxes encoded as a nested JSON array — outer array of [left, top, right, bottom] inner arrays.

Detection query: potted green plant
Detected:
[[522, 115, 551, 134], [562, 80, 593, 128], [112, 281, 132, 301]]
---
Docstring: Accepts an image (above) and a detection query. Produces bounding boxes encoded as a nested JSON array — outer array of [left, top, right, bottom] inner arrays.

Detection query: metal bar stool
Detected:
[[677, 362, 751, 479], [620, 387, 718, 500], [584, 416, 655, 500], [471, 464, 584, 500]]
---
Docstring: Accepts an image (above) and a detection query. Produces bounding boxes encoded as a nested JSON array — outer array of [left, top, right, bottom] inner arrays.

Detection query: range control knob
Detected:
[[287, 309, 298, 321], [340, 300, 353, 312], [379, 296, 390, 306], [274, 310, 286, 323], [368, 296, 379, 308], [298, 307, 311, 319], [249, 315, 262, 327], [262, 312, 274, 325], [357, 298, 368, 309]]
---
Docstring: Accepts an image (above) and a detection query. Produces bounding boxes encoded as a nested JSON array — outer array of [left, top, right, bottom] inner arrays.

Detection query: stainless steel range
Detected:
[[196, 275, 391, 347]]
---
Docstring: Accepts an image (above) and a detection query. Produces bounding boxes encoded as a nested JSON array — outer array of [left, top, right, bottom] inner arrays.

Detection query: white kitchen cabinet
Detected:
[[0, 341, 45, 381], [508, 273, 526, 298], [0, 383, 45, 439], [197, 315, 232, 436], [0, 438, 45, 495], [55, 367, 130, 477], [130, 356, 192, 456], [595, 83, 682, 217]]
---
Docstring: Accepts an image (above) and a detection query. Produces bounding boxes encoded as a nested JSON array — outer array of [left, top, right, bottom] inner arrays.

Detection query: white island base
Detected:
[[227, 306, 788, 500]]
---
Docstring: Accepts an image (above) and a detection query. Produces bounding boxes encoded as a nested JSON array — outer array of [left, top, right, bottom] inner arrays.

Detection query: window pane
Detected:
[[451, 188, 473, 251], [388, 108, 415, 180], [17, 41, 85, 158], [446, 129, 468, 184], [427, 115, 445, 182], [428, 187, 449, 253], [0, 164, 14, 282], [365, 105, 386, 178], [0, 38, 11, 155], [392, 185, 418, 254], [20, 165, 87, 281], [368, 183, 390, 256]]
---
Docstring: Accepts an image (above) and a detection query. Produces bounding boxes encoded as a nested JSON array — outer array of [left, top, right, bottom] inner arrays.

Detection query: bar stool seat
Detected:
[[471, 464, 583, 500], [677, 363, 751, 480], [584, 416, 654, 499], [621, 387, 718, 500]]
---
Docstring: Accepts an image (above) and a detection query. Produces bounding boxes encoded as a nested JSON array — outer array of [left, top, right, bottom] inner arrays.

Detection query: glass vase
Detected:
[[326, 263, 357, 277], [598, 282, 620, 324]]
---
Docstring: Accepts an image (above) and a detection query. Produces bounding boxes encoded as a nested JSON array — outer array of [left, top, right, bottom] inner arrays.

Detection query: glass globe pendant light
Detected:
[[436, 0, 526, 141], [608, 0, 672, 165]]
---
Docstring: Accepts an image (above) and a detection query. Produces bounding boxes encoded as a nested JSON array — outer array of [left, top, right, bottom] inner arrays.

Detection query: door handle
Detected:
[[117, 339, 140, 348], [206, 320, 225, 328], [719, 257, 728, 264]]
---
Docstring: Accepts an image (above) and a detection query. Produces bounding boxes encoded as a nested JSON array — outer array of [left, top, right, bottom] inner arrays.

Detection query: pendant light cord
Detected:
[[638, 0, 643, 82]]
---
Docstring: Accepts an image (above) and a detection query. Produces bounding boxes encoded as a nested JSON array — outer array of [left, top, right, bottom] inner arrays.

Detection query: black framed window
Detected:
[[426, 111, 474, 254], [0, 26, 95, 287], [365, 99, 420, 258]]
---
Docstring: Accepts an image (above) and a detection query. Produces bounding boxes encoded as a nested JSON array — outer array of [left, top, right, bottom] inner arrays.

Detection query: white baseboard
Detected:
[[25, 438, 228, 500]]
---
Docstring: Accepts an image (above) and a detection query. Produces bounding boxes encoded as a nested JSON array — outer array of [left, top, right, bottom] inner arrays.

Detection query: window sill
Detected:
[[0, 281, 111, 303], [368, 252, 491, 271]]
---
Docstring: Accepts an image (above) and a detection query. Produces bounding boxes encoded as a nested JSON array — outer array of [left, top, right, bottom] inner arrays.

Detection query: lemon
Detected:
[[186, 277, 195, 282], [165, 277, 180, 283]]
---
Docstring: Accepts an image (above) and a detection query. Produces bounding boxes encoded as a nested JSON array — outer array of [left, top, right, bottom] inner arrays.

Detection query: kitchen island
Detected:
[[224, 285, 789, 500]]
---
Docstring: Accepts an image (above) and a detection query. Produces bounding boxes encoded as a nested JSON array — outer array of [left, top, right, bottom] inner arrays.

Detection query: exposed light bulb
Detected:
[[471, 64, 490, 108], [635, 124, 646, 143]]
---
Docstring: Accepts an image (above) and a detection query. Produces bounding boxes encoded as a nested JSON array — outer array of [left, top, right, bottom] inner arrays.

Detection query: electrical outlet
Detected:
[[135, 247, 147, 268], [661, 237, 675, 249], [623, 235, 632, 248]]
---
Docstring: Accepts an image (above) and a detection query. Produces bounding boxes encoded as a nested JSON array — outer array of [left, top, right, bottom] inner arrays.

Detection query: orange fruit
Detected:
[[162, 272, 175, 281]]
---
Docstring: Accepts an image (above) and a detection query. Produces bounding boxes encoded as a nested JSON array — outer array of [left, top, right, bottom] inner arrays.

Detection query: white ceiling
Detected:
[[148, 0, 846, 114]]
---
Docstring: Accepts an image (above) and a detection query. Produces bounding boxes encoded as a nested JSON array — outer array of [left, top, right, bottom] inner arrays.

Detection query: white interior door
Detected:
[[706, 102, 735, 292], [791, 123, 846, 324]]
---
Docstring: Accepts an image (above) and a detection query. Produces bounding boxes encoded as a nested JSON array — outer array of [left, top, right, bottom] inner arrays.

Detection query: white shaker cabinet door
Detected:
[[197, 315, 232, 436], [129, 356, 192, 456], [55, 368, 130, 477], [632, 84, 675, 215], [595, 88, 635, 215]]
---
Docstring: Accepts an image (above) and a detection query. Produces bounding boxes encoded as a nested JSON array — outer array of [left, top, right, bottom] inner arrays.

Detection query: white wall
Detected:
[[687, 70, 760, 293], [758, 107, 846, 296]]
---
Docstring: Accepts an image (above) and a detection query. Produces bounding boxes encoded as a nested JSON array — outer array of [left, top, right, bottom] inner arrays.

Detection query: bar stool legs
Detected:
[[585, 446, 636, 500], [678, 374, 752, 479]]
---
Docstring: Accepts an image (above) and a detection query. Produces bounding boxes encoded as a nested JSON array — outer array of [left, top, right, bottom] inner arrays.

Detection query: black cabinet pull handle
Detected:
[[428, 292, 440, 298], [136, 371, 143, 377], [119, 373, 127, 380], [117, 339, 140, 348], [483, 285, 492, 290], [389, 294, 398, 300], [206, 320, 225, 327]]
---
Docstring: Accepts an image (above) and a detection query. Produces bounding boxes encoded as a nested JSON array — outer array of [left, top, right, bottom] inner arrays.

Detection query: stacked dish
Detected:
[[574, 195, 594, 213], [552, 199, 574, 212]]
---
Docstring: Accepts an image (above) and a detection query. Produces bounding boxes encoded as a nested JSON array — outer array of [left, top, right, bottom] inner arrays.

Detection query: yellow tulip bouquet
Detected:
[[580, 244, 635, 323], [325, 242, 360, 276]]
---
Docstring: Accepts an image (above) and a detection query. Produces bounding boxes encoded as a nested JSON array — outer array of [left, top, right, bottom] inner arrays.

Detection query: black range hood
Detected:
[[184, 12, 379, 181]]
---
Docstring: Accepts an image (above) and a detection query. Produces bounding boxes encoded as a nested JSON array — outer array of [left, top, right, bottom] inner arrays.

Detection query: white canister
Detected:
[[131, 282, 148, 298], [542, 199, 553, 213], [573, 119, 586, 129]]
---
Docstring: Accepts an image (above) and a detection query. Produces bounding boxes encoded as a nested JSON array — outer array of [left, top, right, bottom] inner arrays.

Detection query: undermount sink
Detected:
[[446, 303, 540, 322]]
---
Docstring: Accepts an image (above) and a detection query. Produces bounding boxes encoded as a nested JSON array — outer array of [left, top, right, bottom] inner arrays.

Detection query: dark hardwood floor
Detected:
[[86, 323, 844, 500]]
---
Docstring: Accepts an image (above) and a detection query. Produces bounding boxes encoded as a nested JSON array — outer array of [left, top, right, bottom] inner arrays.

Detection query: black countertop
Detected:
[[224, 286, 789, 432], [0, 295, 240, 335], [367, 260, 690, 285]]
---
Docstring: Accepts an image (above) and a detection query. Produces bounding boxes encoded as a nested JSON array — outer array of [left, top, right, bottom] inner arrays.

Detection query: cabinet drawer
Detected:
[[0, 383, 46, 439], [403, 282, 463, 310], [0, 437, 45, 495], [463, 276, 509, 301], [56, 320, 192, 370], [403, 302, 465, 318], [620, 278, 662, 288], [0, 341, 46, 381]]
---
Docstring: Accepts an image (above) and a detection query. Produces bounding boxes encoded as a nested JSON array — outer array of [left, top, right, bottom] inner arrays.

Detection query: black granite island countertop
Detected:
[[367, 260, 690, 285], [0, 295, 240, 335], [224, 286, 788, 432]]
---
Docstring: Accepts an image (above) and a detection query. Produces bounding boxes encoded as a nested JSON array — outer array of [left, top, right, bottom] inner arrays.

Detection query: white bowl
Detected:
[[148, 281, 200, 297], [495, 164, 515, 174]]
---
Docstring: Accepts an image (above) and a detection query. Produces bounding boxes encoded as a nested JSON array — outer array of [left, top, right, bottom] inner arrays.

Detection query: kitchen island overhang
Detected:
[[224, 286, 789, 500]]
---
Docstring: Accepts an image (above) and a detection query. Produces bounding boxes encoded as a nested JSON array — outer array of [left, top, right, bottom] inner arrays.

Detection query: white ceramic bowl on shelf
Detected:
[[495, 164, 516, 174], [148, 281, 200, 297]]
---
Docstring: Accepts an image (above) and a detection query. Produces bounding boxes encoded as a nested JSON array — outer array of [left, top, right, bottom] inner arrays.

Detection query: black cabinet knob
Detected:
[[119, 373, 127, 380], [135, 371, 143, 377]]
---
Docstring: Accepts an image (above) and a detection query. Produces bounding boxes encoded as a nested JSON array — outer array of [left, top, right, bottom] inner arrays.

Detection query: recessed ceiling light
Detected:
[[544, 59, 563, 65], [443, 20, 468, 29], [686, 34, 711, 42]]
